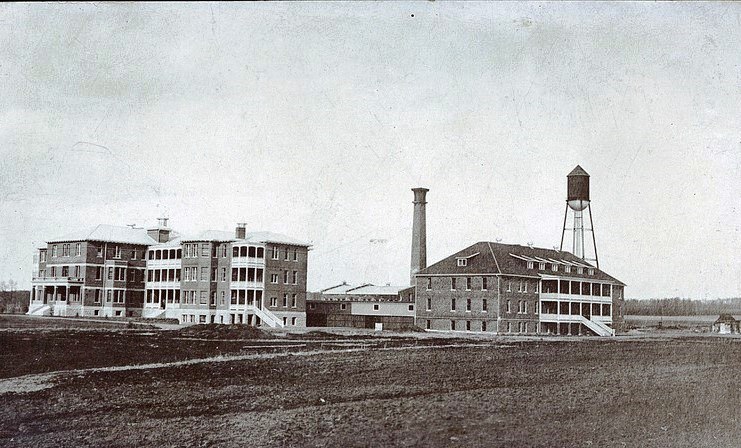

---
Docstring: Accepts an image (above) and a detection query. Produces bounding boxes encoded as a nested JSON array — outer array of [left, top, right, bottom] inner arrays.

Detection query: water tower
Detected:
[[559, 166, 599, 268]]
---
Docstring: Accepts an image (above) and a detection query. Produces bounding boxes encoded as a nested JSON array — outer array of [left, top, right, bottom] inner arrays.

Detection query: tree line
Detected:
[[625, 297, 741, 316]]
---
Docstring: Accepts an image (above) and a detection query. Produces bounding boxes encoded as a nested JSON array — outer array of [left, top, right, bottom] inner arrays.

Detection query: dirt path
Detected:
[[0, 342, 495, 395]]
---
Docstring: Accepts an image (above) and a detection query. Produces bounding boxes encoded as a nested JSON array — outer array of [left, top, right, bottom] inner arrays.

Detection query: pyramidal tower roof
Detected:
[[568, 165, 590, 177]]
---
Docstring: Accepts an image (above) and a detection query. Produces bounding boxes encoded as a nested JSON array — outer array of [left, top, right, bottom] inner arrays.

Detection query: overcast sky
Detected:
[[1, 2, 739, 299]]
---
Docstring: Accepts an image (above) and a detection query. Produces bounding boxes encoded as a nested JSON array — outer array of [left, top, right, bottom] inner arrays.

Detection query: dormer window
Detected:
[[527, 261, 534, 269], [552, 264, 558, 272], [588, 268, 595, 275], [539, 262, 546, 270], [577, 267, 583, 275], [457, 258, 467, 267], [565, 265, 571, 273]]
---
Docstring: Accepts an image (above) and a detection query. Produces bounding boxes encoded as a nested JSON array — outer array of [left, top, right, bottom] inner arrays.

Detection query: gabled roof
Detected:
[[48, 224, 156, 246], [346, 284, 412, 295], [418, 242, 625, 285], [180, 230, 310, 247], [149, 234, 183, 249], [321, 283, 358, 295], [568, 165, 590, 177]]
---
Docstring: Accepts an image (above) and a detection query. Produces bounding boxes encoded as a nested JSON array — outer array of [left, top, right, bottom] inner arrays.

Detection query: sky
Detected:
[[0, 2, 739, 299]]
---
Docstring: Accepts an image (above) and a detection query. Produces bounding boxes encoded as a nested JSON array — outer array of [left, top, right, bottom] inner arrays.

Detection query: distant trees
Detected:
[[625, 297, 741, 316], [0, 280, 27, 314]]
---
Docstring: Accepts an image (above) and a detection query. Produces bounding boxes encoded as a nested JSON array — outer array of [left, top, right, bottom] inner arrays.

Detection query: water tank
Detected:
[[567, 165, 590, 211]]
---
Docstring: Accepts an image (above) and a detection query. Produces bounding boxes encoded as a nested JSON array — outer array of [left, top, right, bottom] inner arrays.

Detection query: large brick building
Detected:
[[414, 242, 625, 335], [29, 221, 310, 327]]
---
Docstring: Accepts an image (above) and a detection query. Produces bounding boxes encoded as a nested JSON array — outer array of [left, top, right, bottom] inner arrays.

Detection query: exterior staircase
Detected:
[[246, 305, 284, 328], [577, 315, 615, 337], [27, 303, 51, 316]]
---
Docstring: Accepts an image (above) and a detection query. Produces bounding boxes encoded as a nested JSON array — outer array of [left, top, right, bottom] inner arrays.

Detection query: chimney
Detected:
[[410, 187, 429, 285], [147, 217, 171, 243], [235, 222, 247, 240]]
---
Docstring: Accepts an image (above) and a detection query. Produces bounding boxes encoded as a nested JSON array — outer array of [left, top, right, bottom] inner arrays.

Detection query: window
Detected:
[[39, 269, 46, 278], [39, 250, 47, 262], [309, 303, 316, 310], [527, 261, 534, 269], [107, 267, 113, 280], [270, 274, 279, 284], [426, 298, 431, 311], [97, 246, 103, 258], [222, 245, 228, 257], [517, 280, 522, 293], [61, 266, 69, 277], [588, 268, 595, 275], [272, 247, 280, 260], [114, 246, 121, 259], [50, 266, 56, 277], [200, 267, 208, 281], [62, 244, 69, 257], [210, 292, 216, 306], [106, 290, 112, 302], [220, 291, 225, 305], [291, 294, 297, 308], [340, 303, 347, 310], [507, 322, 512, 333], [200, 291, 207, 304], [539, 262, 546, 270], [292, 271, 298, 285], [565, 265, 571, 273], [94, 290, 101, 303], [221, 268, 227, 282], [426, 320, 431, 330], [523, 281, 528, 293], [408, 304, 414, 311], [373, 304, 379, 311], [75, 243, 81, 256], [466, 321, 471, 331], [482, 321, 487, 332], [426, 278, 432, 290], [451, 298, 456, 311], [506, 300, 511, 313], [482, 299, 488, 312], [450, 320, 455, 331], [291, 317, 297, 326], [507, 281, 512, 292], [451, 278, 456, 290], [457, 258, 467, 267], [577, 267, 583, 275], [256, 247, 264, 259], [283, 270, 289, 283], [284, 249, 289, 261], [201, 244, 209, 257], [293, 249, 298, 261], [552, 264, 558, 272], [466, 299, 471, 312], [52, 245, 58, 257], [74, 266, 80, 278], [283, 294, 288, 307], [466, 277, 472, 290], [482, 277, 488, 291]]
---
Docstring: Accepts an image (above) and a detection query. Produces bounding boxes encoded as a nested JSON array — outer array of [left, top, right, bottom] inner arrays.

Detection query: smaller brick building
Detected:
[[307, 283, 415, 330]]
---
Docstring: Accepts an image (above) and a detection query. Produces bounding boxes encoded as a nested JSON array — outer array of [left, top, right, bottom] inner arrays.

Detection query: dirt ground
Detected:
[[1, 316, 740, 447]]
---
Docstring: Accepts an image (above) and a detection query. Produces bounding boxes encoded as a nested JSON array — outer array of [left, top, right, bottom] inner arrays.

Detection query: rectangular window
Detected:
[[466, 321, 471, 331], [451, 298, 456, 311], [450, 320, 455, 331], [517, 280, 523, 293], [106, 290, 112, 302], [50, 266, 56, 277], [482, 321, 487, 332], [283, 294, 288, 307], [309, 303, 316, 310], [211, 268, 217, 282], [107, 267, 113, 280], [507, 282, 512, 292], [426, 320, 431, 330], [220, 291, 225, 305], [40, 250, 47, 262], [426, 298, 431, 311], [75, 243, 81, 256], [270, 296, 277, 307], [201, 244, 209, 257], [457, 258, 467, 267], [482, 299, 488, 312], [52, 245, 58, 257], [293, 249, 298, 261], [588, 268, 595, 275], [527, 261, 534, 269], [373, 304, 379, 311], [506, 300, 511, 313], [114, 246, 121, 259], [61, 265, 69, 277], [466, 299, 471, 312], [292, 271, 298, 284], [482, 277, 487, 291], [270, 274, 279, 284], [451, 278, 456, 290], [200, 268, 208, 281], [39, 269, 46, 278], [95, 267, 102, 280], [466, 277, 471, 290], [552, 264, 558, 272], [291, 294, 297, 308], [539, 262, 546, 270], [97, 246, 103, 257], [272, 247, 280, 260], [426, 278, 432, 290], [200, 291, 207, 304], [284, 249, 290, 260], [408, 304, 414, 311], [283, 270, 289, 283], [210, 292, 216, 306], [94, 289, 101, 303], [74, 266, 80, 278], [221, 268, 227, 282], [340, 303, 347, 310]]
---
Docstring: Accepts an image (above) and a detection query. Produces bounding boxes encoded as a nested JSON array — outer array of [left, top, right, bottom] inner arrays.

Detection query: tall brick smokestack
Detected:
[[410, 188, 429, 286]]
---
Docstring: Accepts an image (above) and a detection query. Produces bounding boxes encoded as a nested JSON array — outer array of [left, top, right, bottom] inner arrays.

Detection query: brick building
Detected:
[[414, 242, 625, 336], [306, 283, 415, 330], [29, 221, 310, 327]]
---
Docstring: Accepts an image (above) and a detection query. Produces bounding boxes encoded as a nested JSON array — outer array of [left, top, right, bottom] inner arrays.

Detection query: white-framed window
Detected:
[[539, 262, 546, 270], [482, 299, 488, 312], [200, 267, 208, 281], [466, 299, 471, 312], [39, 250, 47, 262], [588, 268, 595, 275], [340, 303, 347, 310], [284, 249, 289, 261], [293, 250, 298, 261], [482, 321, 487, 332], [114, 246, 121, 259], [282, 294, 288, 307], [272, 247, 280, 260], [291, 294, 297, 308], [283, 270, 289, 283], [426, 278, 432, 290], [506, 300, 511, 313], [270, 274, 279, 284], [52, 245, 58, 257], [426, 298, 431, 311], [451, 278, 456, 290], [527, 261, 534, 269], [451, 298, 456, 311], [292, 271, 298, 285], [457, 258, 467, 267], [408, 304, 414, 311], [200, 291, 207, 304], [220, 291, 225, 305], [482, 277, 487, 291], [565, 265, 571, 273], [75, 243, 81, 256], [373, 304, 379, 311], [507, 281, 512, 292], [466, 277, 471, 291], [552, 264, 558, 272], [201, 244, 209, 257]]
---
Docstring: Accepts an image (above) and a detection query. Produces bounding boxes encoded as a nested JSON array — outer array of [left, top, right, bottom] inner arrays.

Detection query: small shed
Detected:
[[712, 314, 740, 334]]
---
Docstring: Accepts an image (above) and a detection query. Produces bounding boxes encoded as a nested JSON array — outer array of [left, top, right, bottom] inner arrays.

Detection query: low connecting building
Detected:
[[306, 283, 415, 330], [29, 220, 310, 327], [414, 242, 625, 336]]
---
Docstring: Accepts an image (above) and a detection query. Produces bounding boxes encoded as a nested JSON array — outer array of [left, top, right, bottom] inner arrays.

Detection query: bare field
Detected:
[[1, 317, 740, 447]]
